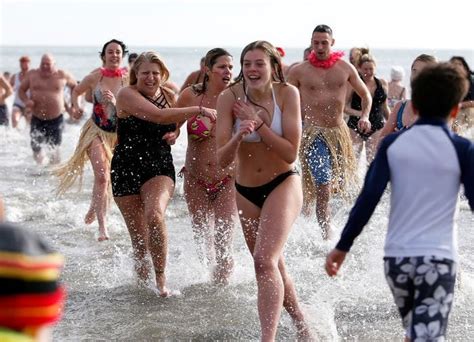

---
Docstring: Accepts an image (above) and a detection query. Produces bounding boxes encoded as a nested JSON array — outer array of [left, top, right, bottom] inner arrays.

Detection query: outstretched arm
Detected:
[[117, 86, 215, 124]]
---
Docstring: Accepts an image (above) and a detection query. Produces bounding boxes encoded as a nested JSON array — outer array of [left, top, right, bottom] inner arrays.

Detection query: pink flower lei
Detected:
[[308, 51, 345, 69], [100, 67, 127, 78]]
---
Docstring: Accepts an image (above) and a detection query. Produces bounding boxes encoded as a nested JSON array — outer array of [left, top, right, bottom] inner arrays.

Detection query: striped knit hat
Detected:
[[0, 223, 65, 330]]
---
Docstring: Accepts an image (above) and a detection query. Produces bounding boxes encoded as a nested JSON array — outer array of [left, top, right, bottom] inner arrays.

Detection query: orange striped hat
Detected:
[[0, 223, 65, 330]]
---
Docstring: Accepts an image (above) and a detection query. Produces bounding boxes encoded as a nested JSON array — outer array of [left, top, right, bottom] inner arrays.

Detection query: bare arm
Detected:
[[377, 100, 402, 146], [380, 79, 391, 120], [348, 67, 371, 121], [117, 86, 213, 124], [286, 65, 300, 88], [175, 87, 195, 129], [0, 76, 13, 101], [18, 72, 31, 104], [234, 85, 302, 164], [216, 89, 247, 168], [344, 89, 362, 117]]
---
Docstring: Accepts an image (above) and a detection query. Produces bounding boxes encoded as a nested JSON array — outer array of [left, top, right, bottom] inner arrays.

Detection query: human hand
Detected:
[[71, 105, 84, 119], [163, 130, 179, 145], [238, 119, 259, 138], [25, 99, 35, 113], [200, 107, 217, 122], [101, 90, 116, 106], [357, 117, 371, 134], [325, 248, 347, 277], [233, 101, 262, 123]]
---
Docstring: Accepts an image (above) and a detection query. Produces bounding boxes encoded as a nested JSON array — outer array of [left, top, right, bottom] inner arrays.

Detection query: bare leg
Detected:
[[141, 176, 174, 297], [239, 176, 309, 341], [86, 137, 110, 241], [11, 107, 21, 129], [365, 130, 382, 163], [315, 183, 331, 240], [184, 175, 214, 266], [349, 129, 364, 164], [212, 182, 236, 285], [114, 195, 150, 283]]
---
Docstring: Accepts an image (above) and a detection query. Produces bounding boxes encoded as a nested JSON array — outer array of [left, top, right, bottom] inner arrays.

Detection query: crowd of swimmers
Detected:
[[1, 24, 473, 341]]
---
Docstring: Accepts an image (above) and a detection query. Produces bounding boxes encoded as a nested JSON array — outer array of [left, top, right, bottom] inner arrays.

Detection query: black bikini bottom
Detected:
[[235, 168, 299, 208]]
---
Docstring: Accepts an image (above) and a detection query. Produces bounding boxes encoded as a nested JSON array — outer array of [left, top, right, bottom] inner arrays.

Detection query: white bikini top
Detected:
[[233, 87, 283, 142]]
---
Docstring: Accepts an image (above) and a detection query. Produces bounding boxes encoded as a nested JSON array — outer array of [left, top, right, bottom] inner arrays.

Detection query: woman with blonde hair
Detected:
[[112, 51, 216, 296], [346, 52, 390, 162], [217, 41, 310, 340], [177, 48, 237, 285], [55, 39, 128, 241]]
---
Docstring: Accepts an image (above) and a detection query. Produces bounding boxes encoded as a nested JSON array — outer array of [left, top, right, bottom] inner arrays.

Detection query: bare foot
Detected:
[[84, 208, 96, 225], [295, 319, 314, 342], [97, 226, 109, 242], [98, 233, 109, 242], [156, 272, 168, 297], [212, 259, 234, 286]]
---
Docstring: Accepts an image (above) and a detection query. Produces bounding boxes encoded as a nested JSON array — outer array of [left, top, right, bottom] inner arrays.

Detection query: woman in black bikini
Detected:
[[216, 41, 310, 341], [112, 51, 216, 296], [346, 53, 390, 162], [177, 48, 237, 285]]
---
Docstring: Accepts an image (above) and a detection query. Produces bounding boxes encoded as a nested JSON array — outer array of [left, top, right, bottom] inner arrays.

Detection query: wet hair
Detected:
[[99, 39, 128, 62], [129, 51, 170, 86], [358, 53, 376, 68], [231, 41, 286, 115], [128, 52, 138, 65], [449, 56, 473, 79], [313, 24, 333, 36], [350, 47, 370, 67], [411, 54, 437, 69], [411, 63, 468, 119], [193, 48, 232, 95]]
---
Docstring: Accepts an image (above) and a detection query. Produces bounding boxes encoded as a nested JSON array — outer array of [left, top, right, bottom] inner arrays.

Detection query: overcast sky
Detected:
[[1, 0, 473, 50]]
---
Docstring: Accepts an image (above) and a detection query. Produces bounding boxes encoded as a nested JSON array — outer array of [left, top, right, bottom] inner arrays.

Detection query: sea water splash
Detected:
[[1, 46, 473, 341]]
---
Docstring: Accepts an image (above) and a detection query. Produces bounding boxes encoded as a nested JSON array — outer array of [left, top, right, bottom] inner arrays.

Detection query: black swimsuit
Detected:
[[111, 90, 176, 197], [347, 76, 387, 139], [235, 168, 299, 208]]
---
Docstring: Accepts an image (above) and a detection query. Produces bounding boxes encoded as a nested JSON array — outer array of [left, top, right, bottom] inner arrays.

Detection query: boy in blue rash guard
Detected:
[[325, 63, 474, 341]]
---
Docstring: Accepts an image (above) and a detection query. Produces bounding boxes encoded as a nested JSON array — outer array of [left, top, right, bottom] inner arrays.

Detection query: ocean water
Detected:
[[0, 46, 473, 341]]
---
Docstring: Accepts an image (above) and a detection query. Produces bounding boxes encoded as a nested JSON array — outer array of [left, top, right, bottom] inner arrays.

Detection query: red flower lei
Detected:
[[308, 51, 344, 69], [100, 67, 127, 78]]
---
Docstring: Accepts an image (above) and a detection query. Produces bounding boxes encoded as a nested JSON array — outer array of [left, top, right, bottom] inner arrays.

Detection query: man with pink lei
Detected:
[[288, 24, 372, 239], [19, 54, 76, 165]]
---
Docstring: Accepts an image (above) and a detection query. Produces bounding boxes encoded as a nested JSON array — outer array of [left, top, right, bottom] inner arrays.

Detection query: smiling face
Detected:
[[103, 42, 123, 69], [360, 61, 376, 80], [242, 48, 272, 89], [311, 32, 334, 60], [208, 55, 233, 89], [136, 61, 162, 94]]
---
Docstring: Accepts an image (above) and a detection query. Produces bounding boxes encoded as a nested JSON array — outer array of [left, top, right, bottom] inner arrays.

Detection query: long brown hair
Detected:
[[231, 41, 286, 113], [193, 48, 232, 95]]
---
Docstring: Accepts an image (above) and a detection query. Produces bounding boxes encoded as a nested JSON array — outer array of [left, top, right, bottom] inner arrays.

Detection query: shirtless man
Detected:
[[180, 57, 206, 92], [10, 56, 31, 128], [288, 24, 371, 239], [0, 75, 13, 126], [19, 54, 76, 165]]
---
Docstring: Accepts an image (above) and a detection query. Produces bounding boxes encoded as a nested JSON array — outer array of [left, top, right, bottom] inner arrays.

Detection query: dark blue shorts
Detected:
[[384, 256, 457, 340]]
